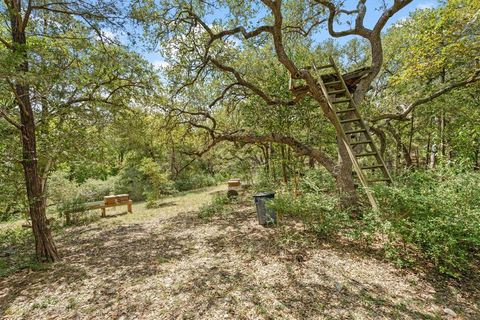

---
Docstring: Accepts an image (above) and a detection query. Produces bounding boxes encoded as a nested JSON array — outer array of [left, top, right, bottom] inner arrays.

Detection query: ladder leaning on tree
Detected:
[[310, 56, 392, 210]]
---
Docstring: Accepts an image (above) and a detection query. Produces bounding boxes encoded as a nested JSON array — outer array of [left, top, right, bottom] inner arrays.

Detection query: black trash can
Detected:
[[253, 192, 276, 226]]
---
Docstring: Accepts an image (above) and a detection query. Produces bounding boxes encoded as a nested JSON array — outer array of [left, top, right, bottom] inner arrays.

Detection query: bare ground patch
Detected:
[[1, 187, 479, 319]]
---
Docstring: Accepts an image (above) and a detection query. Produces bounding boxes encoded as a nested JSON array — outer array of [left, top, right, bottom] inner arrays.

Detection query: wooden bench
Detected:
[[87, 194, 133, 217]]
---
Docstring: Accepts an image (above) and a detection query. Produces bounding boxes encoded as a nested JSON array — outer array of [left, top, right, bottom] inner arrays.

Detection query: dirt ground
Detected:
[[0, 186, 479, 319]]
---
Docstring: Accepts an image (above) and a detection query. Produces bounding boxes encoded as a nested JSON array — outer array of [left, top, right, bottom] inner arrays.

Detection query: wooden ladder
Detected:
[[313, 56, 392, 210]]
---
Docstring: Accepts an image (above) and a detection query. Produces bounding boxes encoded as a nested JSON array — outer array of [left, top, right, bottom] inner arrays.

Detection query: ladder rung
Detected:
[[316, 64, 333, 70], [350, 140, 372, 145], [324, 80, 341, 86], [328, 89, 346, 95], [355, 152, 377, 158], [368, 178, 391, 183], [333, 99, 350, 104], [336, 108, 356, 114], [340, 118, 361, 124], [361, 164, 384, 170], [345, 129, 367, 134]]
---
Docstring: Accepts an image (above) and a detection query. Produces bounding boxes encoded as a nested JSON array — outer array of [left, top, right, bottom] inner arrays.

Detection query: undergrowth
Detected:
[[371, 167, 480, 278], [197, 193, 233, 219], [268, 166, 480, 278], [0, 226, 45, 277]]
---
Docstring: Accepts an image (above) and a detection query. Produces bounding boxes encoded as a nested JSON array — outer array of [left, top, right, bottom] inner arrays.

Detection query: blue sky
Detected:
[[140, 0, 438, 68]]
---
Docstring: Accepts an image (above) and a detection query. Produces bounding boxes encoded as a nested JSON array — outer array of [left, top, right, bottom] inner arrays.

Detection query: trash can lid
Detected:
[[253, 192, 275, 198]]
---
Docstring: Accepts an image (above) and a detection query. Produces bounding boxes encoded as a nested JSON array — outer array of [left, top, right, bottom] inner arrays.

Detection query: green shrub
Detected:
[[115, 166, 148, 201], [0, 227, 32, 250], [253, 170, 278, 193], [299, 168, 336, 194], [48, 170, 118, 203], [0, 201, 26, 222], [78, 176, 118, 202], [0, 226, 36, 277], [47, 171, 79, 205], [56, 198, 88, 225], [198, 193, 231, 219], [270, 192, 348, 239], [48, 170, 118, 225], [371, 167, 480, 277], [0, 154, 27, 221], [174, 173, 218, 191], [139, 158, 177, 200]]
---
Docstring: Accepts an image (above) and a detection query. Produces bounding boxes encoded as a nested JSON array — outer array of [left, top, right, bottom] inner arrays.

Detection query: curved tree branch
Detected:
[[315, 0, 371, 38], [0, 106, 22, 130], [261, 0, 298, 76], [210, 58, 298, 106], [314, 0, 413, 103], [202, 132, 337, 175], [372, 70, 480, 122]]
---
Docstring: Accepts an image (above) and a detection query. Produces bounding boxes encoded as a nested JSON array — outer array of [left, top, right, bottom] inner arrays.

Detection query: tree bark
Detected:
[[280, 145, 288, 184], [426, 133, 431, 167], [474, 143, 479, 171], [335, 137, 358, 209], [9, 0, 58, 262], [261, 144, 270, 175], [440, 111, 446, 157], [387, 124, 412, 169]]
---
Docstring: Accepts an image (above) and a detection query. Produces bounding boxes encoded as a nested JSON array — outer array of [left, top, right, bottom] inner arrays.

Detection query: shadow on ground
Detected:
[[0, 202, 478, 319]]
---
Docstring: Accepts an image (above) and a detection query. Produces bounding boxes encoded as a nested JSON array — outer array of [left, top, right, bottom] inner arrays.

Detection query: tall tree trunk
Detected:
[[426, 133, 431, 167], [387, 124, 412, 169], [430, 147, 437, 168], [261, 144, 270, 175], [440, 68, 447, 158], [9, 0, 58, 262], [408, 113, 414, 157], [169, 135, 177, 178], [308, 157, 315, 168], [440, 111, 446, 157], [474, 143, 479, 171], [270, 143, 277, 182], [335, 137, 358, 209], [280, 145, 288, 184]]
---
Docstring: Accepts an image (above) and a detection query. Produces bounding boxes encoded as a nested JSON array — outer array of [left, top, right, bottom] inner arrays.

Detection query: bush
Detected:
[[198, 193, 231, 219], [270, 192, 349, 239], [78, 176, 118, 202], [48, 171, 118, 204], [0, 156, 27, 221], [0, 200, 26, 222], [48, 170, 118, 225], [139, 158, 176, 200], [371, 167, 480, 277], [115, 166, 148, 201], [253, 170, 278, 193], [56, 198, 88, 225], [174, 173, 218, 191], [0, 225, 53, 277], [47, 171, 79, 205], [299, 167, 336, 194], [248, 165, 480, 277]]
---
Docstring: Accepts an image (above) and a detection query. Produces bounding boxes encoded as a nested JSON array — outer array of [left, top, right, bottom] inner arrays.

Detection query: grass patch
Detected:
[[0, 225, 43, 277], [197, 192, 241, 219], [0, 185, 225, 278]]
